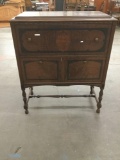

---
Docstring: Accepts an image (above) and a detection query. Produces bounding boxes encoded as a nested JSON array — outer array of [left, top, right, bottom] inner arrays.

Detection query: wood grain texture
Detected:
[[10, 11, 117, 113]]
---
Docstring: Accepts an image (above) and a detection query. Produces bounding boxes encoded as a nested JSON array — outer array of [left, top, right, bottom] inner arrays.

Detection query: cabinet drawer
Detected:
[[21, 58, 60, 83], [66, 59, 105, 82], [17, 26, 110, 55]]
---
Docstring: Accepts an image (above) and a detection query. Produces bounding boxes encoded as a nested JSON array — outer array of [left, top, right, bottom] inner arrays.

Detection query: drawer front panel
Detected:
[[21, 30, 105, 52], [22, 59, 59, 82], [66, 59, 105, 82], [15, 22, 111, 55]]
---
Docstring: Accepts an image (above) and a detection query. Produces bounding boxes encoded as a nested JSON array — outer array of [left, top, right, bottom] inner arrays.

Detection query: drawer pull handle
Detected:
[[80, 40, 84, 43], [83, 61, 87, 63], [34, 34, 40, 36], [95, 38, 99, 41], [28, 38, 32, 41]]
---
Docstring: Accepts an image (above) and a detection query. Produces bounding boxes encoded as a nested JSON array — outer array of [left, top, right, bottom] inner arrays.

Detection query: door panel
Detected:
[[66, 59, 105, 82], [22, 59, 59, 82]]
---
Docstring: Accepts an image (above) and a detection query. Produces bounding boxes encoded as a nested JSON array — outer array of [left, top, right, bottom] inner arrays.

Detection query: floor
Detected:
[[0, 26, 120, 160]]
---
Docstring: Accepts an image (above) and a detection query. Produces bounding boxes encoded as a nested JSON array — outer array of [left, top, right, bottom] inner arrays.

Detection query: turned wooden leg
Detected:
[[30, 87, 34, 95], [22, 87, 29, 114], [90, 86, 94, 94], [96, 87, 104, 113]]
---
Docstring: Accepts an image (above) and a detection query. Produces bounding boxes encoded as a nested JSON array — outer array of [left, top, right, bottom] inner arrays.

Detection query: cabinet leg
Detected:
[[22, 88, 29, 114], [30, 87, 34, 95], [96, 87, 104, 113], [90, 86, 94, 94]]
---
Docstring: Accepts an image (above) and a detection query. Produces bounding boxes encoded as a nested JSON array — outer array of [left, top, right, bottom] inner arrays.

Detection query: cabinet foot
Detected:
[[90, 86, 94, 94], [96, 108, 100, 113], [22, 87, 29, 114], [25, 110, 29, 114], [96, 87, 104, 113], [30, 87, 34, 95]]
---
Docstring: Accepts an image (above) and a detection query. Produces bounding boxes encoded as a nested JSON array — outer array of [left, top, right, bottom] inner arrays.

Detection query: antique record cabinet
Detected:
[[10, 11, 117, 114]]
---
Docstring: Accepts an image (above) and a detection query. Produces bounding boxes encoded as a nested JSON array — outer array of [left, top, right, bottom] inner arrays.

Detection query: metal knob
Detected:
[[95, 38, 99, 41], [39, 61, 43, 64], [28, 38, 31, 41]]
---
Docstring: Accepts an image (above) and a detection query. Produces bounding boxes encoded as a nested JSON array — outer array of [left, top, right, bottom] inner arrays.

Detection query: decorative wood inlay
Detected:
[[88, 30, 105, 51], [68, 60, 103, 80], [21, 29, 106, 52], [56, 31, 71, 51], [23, 60, 58, 81]]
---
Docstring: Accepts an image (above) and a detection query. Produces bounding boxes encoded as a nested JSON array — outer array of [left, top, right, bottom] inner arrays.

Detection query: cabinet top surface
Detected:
[[11, 11, 117, 22]]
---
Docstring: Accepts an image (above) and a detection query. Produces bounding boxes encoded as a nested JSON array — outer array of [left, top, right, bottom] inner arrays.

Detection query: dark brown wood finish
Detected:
[[10, 11, 117, 114]]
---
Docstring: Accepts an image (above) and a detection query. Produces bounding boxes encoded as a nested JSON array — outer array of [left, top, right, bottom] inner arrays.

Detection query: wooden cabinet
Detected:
[[10, 11, 117, 114], [0, 0, 24, 22], [94, 0, 109, 13]]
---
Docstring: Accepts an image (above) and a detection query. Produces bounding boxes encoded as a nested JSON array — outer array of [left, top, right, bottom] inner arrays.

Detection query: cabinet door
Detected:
[[21, 58, 60, 84], [66, 58, 105, 83]]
